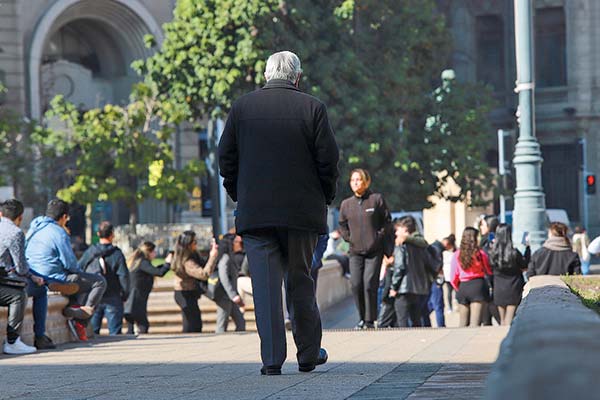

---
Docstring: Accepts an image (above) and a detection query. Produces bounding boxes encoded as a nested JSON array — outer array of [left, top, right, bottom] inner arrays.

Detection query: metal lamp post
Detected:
[[512, 0, 547, 251]]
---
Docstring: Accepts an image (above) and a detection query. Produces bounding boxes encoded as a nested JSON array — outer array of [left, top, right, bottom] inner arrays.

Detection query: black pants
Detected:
[[349, 253, 383, 323], [394, 293, 427, 328], [0, 284, 26, 343], [174, 290, 202, 332], [243, 227, 320, 369]]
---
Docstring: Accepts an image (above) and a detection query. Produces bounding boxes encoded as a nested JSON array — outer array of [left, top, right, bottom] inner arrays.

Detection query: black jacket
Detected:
[[124, 259, 170, 318], [391, 234, 436, 295], [527, 246, 581, 277], [218, 79, 339, 234], [78, 243, 129, 304], [339, 190, 393, 256]]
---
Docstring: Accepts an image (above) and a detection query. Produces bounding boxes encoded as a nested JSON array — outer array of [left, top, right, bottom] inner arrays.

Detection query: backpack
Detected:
[[82, 246, 117, 276]]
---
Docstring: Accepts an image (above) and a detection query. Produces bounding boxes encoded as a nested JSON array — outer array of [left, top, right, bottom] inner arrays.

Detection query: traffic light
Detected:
[[586, 174, 596, 195]]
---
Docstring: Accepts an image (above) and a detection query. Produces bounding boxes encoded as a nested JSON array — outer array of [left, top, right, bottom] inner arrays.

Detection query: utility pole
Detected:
[[512, 0, 547, 251]]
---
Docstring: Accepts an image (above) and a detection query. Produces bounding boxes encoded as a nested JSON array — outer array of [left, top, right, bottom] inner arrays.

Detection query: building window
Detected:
[[536, 7, 567, 88], [476, 15, 505, 92]]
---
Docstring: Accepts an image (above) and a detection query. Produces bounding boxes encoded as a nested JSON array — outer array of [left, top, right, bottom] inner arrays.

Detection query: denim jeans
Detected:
[[26, 276, 49, 338], [581, 260, 591, 275], [428, 283, 446, 327], [91, 302, 124, 335]]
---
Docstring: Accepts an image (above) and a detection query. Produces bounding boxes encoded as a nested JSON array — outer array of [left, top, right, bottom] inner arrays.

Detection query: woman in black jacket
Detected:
[[124, 242, 170, 334], [489, 224, 529, 325], [339, 168, 392, 329], [528, 222, 581, 277]]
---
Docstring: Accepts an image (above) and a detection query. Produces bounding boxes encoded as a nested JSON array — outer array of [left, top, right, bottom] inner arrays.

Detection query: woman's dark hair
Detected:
[[443, 234, 456, 251], [217, 233, 235, 261], [459, 227, 480, 270], [128, 241, 156, 271], [484, 215, 500, 234], [172, 231, 197, 277], [489, 224, 515, 271], [549, 222, 571, 247]]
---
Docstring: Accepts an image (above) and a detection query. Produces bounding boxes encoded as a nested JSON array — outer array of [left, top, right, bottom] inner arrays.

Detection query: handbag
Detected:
[[204, 270, 225, 301]]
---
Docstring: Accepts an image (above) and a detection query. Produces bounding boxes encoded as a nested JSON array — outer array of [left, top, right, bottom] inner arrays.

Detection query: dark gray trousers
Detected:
[[243, 227, 320, 368], [66, 271, 107, 309], [214, 296, 246, 333], [349, 253, 383, 323], [0, 284, 27, 343]]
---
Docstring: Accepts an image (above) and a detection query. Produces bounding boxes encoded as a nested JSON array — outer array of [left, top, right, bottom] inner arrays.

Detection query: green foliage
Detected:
[[139, 0, 496, 210], [136, 0, 279, 120], [37, 83, 202, 224], [404, 71, 497, 205]]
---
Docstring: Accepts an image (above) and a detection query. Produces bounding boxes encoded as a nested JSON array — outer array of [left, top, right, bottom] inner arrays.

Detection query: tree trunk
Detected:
[[128, 201, 138, 235]]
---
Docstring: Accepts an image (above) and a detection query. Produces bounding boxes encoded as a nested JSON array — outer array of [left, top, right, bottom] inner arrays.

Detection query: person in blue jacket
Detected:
[[25, 199, 106, 346]]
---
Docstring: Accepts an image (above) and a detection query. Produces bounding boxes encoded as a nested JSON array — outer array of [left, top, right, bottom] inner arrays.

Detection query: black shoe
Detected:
[[34, 335, 56, 350], [299, 348, 328, 372], [364, 321, 375, 329], [354, 320, 365, 330], [260, 366, 281, 376]]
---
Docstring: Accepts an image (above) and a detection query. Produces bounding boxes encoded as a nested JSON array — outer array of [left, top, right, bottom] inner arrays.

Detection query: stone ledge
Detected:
[[0, 293, 73, 346], [485, 275, 600, 400]]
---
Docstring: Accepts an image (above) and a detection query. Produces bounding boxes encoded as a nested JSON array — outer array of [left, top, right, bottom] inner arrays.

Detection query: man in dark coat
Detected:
[[219, 50, 339, 376]]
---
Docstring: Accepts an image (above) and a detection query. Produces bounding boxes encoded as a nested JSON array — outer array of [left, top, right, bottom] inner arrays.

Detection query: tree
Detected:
[[0, 84, 47, 208], [407, 70, 497, 205], [37, 83, 202, 229], [135, 0, 279, 120]]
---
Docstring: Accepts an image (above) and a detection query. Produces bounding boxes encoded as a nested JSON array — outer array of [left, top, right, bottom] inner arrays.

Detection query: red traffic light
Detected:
[[587, 175, 596, 186]]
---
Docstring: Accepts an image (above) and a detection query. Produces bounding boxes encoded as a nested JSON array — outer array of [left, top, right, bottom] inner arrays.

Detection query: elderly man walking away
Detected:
[[219, 51, 339, 375]]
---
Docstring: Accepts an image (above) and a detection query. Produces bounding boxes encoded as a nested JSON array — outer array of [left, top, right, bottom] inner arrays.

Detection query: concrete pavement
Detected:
[[0, 326, 508, 400]]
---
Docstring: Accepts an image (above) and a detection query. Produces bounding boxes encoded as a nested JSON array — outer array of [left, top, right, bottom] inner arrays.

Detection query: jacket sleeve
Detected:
[[390, 250, 404, 292], [338, 201, 351, 243], [377, 195, 394, 257], [313, 103, 340, 205], [9, 230, 30, 276], [57, 230, 80, 274], [184, 253, 218, 281], [116, 252, 130, 300], [139, 260, 170, 276], [527, 252, 537, 278], [218, 107, 238, 202], [217, 255, 238, 300]]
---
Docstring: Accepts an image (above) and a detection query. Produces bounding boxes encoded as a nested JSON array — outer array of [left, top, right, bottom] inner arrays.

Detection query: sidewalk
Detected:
[[0, 326, 508, 400]]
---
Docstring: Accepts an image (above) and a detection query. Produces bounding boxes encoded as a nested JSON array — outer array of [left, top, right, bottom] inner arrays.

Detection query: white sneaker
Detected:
[[3, 337, 37, 355]]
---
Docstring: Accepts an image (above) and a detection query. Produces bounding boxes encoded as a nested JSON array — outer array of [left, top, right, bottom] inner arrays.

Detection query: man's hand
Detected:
[[389, 289, 397, 298], [31, 275, 45, 286]]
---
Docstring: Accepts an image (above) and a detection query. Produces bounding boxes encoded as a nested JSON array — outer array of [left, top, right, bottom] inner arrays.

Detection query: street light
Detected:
[[512, 0, 547, 251]]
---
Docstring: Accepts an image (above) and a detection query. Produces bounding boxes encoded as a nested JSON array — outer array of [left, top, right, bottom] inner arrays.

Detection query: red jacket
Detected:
[[451, 250, 492, 290]]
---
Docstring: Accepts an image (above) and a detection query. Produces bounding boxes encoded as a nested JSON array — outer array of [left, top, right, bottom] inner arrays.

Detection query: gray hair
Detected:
[[264, 51, 302, 82]]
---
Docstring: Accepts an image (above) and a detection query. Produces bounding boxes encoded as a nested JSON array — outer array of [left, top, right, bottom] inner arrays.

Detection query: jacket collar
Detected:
[[262, 79, 301, 92], [354, 189, 372, 200]]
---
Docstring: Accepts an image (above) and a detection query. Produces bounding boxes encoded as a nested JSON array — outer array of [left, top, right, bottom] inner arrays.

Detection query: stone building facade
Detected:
[[440, 0, 600, 235], [0, 0, 204, 226]]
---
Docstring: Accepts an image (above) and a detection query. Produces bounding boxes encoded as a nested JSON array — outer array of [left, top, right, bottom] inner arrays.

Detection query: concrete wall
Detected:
[[485, 275, 600, 399]]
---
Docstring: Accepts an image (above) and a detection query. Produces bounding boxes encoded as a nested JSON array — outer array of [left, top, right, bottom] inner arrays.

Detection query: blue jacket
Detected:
[[25, 216, 80, 281]]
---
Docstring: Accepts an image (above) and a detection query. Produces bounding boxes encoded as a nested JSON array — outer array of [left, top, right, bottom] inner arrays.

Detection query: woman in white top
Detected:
[[572, 226, 591, 275], [442, 234, 457, 312]]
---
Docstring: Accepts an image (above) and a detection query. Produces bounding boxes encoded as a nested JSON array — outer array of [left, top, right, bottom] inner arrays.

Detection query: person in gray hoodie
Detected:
[[25, 199, 106, 344], [387, 216, 436, 328]]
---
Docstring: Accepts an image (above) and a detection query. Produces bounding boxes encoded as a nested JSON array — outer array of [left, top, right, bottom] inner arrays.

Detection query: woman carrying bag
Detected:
[[171, 231, 218, 333]]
